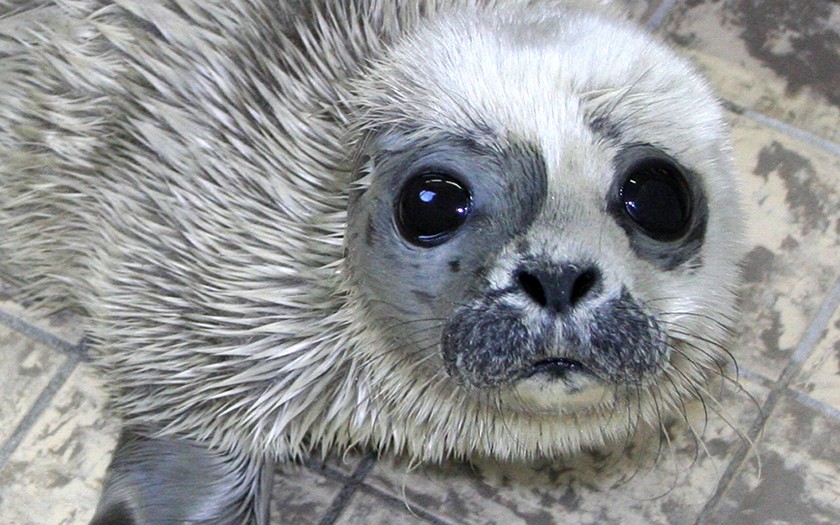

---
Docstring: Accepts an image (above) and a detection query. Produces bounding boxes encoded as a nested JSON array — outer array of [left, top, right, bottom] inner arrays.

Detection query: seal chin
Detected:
[[504, 369, 614, 414]]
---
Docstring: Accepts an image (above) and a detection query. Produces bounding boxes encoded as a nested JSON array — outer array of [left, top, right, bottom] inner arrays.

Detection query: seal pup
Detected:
[[0, 0, 744, 523]]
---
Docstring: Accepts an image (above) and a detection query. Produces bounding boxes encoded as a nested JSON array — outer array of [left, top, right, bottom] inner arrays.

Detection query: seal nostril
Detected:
[[571, 268, 598, 307], [517, 271, 547, 308], [516, 263, 602, 314]]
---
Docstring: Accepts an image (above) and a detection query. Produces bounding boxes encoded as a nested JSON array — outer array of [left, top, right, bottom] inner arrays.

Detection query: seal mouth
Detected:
[[523, 358, 590, 381]]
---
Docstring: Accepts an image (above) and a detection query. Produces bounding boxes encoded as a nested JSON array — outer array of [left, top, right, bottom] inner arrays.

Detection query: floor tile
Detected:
[[0, 296, 87, 348], [271, 463, 345, 525], [0, 364, 118, 525], [728, 112, 840, 382], [365, 379, 766, 525], [0, 325, 65, 445], [335, 489, 432, 525], [793, 295, 840, 410], [661, 0, 840, 144], [310, 447, 369, 478], [704, 392, 840, 525], [617, 0, 661, 23]]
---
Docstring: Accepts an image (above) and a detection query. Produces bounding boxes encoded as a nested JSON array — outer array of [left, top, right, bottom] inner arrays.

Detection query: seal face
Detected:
[[345, 8, 743, 431], [348, 130, 693, 406]]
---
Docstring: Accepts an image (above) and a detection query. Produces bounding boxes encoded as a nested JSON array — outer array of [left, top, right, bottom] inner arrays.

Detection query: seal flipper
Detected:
[[89, 427, 273, 525]]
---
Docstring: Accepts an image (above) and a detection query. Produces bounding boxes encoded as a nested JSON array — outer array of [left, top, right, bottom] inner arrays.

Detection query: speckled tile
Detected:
[[365, 379, 766, 525], [310, 447, 370, 477], [270, 463, 345, 524], [704, 392, 840, 525], [335, 489, 432, 525], [661, 0, 840, 144], [728, 111, 840, 382], [0, 364, 118, 525], [793, 294, 840, 410], [617, 0, 661, 23], [0, 324, 66, 445], [0, 296, 87, 348]]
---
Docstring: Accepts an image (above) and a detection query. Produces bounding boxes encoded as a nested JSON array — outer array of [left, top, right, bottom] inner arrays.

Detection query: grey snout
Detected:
[[515, 262, 602, 315]]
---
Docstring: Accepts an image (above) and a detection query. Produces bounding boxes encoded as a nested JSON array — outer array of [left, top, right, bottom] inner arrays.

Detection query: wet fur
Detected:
[[0, 1, 744, 523]]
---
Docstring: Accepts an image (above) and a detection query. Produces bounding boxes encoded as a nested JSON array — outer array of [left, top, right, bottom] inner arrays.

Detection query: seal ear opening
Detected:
[[90, 427, 273, 525]]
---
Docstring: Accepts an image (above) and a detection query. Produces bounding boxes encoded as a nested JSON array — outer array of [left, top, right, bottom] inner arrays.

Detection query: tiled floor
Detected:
[[1, 1, 839, 524]]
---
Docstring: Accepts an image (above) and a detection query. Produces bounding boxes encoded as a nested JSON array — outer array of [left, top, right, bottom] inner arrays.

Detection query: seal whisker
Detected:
[[666, 326, 741, 385]]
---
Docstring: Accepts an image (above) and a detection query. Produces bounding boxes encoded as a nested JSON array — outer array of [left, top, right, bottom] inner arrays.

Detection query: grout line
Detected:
[[0, 309, 88, 359], [306, 458, 453, 524], [736, 367, 775, 390], [742, 108, 840, 158], [306, 459, 354, 484], [789, 390, 840, 422], [722, 100, 840, 158], [356, 482, 457, 525], [694, 276, 840, 524], [0, 353, 81, 471], [784, 277, 840, 370], [691, 387, 780, 525], [645, 0, 679, 31], [316, 454, 377, 525]]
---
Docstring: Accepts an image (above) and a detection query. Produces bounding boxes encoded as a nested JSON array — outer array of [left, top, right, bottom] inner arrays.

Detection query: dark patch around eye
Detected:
[[609, 145, 708, 271]]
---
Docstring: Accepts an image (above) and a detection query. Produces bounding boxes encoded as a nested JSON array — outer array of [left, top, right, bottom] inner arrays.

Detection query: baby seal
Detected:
[[0, 0, 744, 523]]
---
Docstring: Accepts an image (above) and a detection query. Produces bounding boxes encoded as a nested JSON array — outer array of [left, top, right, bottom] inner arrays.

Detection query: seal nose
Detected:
[[516, 263, 601, 314]]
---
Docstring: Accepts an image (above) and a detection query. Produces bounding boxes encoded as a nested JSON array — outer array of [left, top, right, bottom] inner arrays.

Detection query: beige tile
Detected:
[[662, 0, 840, 144], [366, 379, 767, 525], [0, 325, 66, 444], [311, 447, 370, 477], [0, 364, 118, 525], [617, 0, 660, 23], [705, 393, 840, 525], [271, 463, 345, 525], [0, 296, 87, 348], [335, 490, 430, 525], [793, 299, 840, 410], [728, 112, 840, 381], [688, 49, 840, 146]]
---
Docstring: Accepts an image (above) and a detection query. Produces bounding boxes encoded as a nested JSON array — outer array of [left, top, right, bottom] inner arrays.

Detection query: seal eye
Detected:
[[620, 157, 692, 242], [397, 173, 472, 246]]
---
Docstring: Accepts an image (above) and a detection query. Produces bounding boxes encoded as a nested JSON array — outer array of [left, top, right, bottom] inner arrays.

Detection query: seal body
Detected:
[[0, 1, 744, 523]]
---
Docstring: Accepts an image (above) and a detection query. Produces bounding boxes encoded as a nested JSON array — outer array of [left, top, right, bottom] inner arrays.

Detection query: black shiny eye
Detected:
[[620, 157, 692, 242], [397, 173, 472, 246]]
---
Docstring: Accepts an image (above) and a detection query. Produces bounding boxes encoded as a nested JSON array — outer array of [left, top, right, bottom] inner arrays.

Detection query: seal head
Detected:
[[344, 8, 742, 449]]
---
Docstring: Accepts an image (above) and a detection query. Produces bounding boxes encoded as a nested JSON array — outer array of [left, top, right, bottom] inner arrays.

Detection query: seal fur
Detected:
[[0, 1, 744, 523]]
